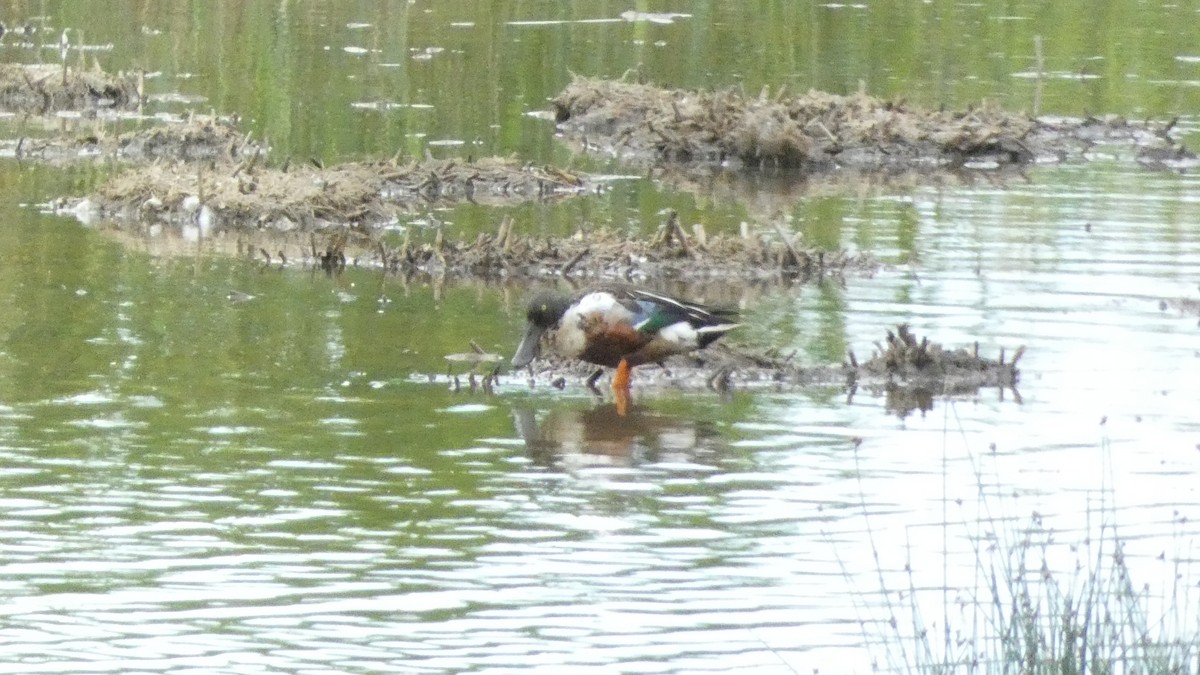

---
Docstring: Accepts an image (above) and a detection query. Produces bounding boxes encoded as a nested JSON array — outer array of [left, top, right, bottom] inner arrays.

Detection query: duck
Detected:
[[511, 285, 739, 394]]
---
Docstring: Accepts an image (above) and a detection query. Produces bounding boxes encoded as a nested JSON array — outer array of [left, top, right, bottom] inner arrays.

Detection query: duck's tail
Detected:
[[695, 321, 740, 348]]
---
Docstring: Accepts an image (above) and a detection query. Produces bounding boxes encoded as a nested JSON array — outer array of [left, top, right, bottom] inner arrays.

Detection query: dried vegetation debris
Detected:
[[96, 161, 388, 231], [553, 77, 1192, 170], [382, 211, 872, 281], [851, 324, 1023, 415], [853, 323, 1021, 392], [113, 116, 260, 162], [73, 145, 871, 281], [74, 201, 873, 283], [82, 156, 587, 232], [0, 63, 139, 113], [4, 115, 260, 163]]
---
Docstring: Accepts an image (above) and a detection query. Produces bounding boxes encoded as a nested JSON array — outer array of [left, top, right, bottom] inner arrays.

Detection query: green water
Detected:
[[0, 2, 1198, 673], [47, 0, 1200, 158]]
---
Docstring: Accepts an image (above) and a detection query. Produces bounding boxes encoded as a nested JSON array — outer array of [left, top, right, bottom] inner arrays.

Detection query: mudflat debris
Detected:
[[507, 324, 1020, 416], [552, 76, 1192, 170], [45, 70, 1183, 292], [64, 141, 875, 281], [381, 211, 873, 281], [113, 115, 260, 162], [75, 155, 587, 230], [853, 323, 1021, 391], [1, 115, 260, 164], [67, 198, 872, 283], [0, 63, 140, 113], [851, 323, 1022, 414]]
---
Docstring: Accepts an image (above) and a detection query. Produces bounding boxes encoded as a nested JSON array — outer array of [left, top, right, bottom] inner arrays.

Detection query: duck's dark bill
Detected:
[[511, 324, 545, 368]]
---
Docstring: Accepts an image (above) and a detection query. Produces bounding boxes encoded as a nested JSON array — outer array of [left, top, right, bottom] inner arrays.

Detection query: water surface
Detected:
[[0, 2, 1198, 673]]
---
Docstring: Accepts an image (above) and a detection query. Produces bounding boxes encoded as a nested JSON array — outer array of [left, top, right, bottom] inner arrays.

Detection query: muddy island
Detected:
[[552, 76, 1193, 170], [42, 74, 1192, 284], [0, 63, 140, 114], [452, 324, 1021, 418]]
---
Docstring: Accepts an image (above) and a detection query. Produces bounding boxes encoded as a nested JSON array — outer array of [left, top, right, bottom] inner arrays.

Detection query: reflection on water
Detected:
[[851, 378, 1020, 419], [513, 403, 724, 468]]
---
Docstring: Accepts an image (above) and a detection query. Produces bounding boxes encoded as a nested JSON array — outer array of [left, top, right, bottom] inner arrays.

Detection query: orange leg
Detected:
[[611, 358, 632, 391], [612, 358, 632, 416]]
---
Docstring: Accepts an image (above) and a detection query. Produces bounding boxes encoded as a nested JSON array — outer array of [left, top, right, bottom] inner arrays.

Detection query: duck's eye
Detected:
[[541, 304, 548, 312]]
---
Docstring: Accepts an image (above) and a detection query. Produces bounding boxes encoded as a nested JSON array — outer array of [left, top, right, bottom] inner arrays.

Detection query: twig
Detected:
[[667, 212, 694, 258], [1033, 35, 1044, 118], [805, 119, 838, 144], [772, 221, 806, 268], [559, 247, 589, 275], [498, 215, 514, 254], [1009, 345, 1025, 367]]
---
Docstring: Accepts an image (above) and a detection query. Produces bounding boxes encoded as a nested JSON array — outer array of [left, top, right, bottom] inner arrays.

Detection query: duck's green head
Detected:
[[511, 291, 571, 368], [524, 292, 571, 328]]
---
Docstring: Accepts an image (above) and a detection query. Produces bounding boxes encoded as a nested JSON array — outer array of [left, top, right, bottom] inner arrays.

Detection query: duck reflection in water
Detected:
[[512, 404, 721, 468]]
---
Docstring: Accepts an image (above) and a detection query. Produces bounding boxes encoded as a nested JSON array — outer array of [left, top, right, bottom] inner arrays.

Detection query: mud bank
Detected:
[[0, 63, 139, 113], [63, 131, 871, 281], [69, 154, 586, 228], [70, 204, 874, 283], [2, 115, 260, 163], [386, 210, 873, 281], [500, 324, 1020, 416], [552, 77, 1192, 170]]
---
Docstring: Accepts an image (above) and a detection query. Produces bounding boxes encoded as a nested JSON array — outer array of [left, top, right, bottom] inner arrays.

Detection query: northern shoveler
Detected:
[[511, 286, 740, 393]]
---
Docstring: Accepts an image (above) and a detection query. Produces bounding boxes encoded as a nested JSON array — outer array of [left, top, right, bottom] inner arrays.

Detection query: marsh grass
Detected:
[[848, 424, 1200, 674]]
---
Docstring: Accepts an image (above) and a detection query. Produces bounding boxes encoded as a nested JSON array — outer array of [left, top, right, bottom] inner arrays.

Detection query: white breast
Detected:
[[550, 292, 634, 357]]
